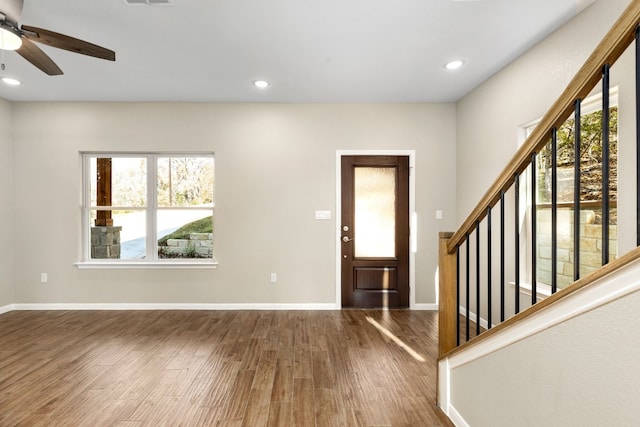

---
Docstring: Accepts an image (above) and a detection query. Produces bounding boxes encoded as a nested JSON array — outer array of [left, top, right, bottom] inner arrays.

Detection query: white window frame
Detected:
[[76, 152, 217, 269], [515, 88, 618, 298]]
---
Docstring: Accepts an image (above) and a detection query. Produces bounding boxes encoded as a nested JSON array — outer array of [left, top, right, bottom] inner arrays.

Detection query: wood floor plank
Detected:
[[293, 342, 313, 379], [0, 309, 453, 427], [311, 350, 335, 389], [241, 386, 272, 427], [270, 357, 294, 402], [291, 377, 315, 427], [200, 361, 241, 407], [266, 401, 292, 427], [314, 387, 341, 427], [219, 369, 256, 421]]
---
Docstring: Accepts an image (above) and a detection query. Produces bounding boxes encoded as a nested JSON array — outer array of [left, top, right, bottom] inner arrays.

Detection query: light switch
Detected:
[[436, 210, 443, 220], [315, 210, 332, 220]]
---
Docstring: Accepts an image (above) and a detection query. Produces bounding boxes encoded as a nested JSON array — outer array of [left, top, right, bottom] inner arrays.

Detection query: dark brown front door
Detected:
[[341, 155, 410, 308]]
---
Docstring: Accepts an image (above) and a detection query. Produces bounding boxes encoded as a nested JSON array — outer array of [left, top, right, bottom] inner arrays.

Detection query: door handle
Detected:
[[342, 236, 354, 242]]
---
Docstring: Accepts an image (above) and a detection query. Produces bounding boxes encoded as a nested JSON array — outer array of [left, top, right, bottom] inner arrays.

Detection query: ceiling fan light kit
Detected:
[[0, 22, 21, 50], [0, 0, 116, 75]]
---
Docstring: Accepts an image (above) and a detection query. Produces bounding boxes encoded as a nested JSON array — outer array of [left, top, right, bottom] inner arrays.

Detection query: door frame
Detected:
[[335, 150, 416, 309]]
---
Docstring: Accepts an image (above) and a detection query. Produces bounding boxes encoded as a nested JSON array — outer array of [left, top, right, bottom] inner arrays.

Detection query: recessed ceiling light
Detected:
[[445, 60, 464, 70], [253, 80, 269, 89], [2, 77, 21, 86]]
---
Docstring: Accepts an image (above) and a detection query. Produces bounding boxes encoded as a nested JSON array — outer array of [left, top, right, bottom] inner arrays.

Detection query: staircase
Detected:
[[437, 0, 640, 425]]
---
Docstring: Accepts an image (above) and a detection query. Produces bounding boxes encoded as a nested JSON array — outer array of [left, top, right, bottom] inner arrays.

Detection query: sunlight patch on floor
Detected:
[[366, 316, 426, 362]]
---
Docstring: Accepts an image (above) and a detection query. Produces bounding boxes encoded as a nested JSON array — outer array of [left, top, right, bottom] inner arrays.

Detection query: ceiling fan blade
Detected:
[[21, 25, 115, 61], [0, 0, 23, 23], [16, 36, 63, 75]]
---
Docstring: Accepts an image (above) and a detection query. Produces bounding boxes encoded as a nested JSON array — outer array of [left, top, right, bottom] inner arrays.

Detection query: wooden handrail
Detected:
[[448, 0, 640, 254]]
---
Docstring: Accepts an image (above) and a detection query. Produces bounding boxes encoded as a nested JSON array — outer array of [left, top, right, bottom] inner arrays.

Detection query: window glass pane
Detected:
[[539, 106, 618, 204], [157, 157, 214, 208], [354, 167, 396, 258], [84, 153, 215, 263], [534, 106, 618, 288], [89, 157, 147, 207], [90, 209, 146, 260], [157, 210, 213, 259]]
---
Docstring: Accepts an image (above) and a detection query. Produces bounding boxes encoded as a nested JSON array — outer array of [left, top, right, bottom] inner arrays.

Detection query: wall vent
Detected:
[[123, 0, 174, 6]]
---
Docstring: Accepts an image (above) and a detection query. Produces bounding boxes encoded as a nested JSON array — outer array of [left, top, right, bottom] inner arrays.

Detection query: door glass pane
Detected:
[[354, 167, 396, 257]]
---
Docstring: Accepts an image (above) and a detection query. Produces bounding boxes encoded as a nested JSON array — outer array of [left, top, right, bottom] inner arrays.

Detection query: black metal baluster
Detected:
[[487, 206, 492, 330], [602, 63, 611, 265], [476, 221, 481, 336], [515, 173, 520, 314], [456, 245, 460, 347], [500, 191, 505, 322], [574, 99, 582, 281], [531, 153, 537, 305], [465, 235, 470, 341], [551, 129, 558, 294]]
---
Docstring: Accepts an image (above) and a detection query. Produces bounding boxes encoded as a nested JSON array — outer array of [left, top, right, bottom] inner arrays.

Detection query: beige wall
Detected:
[[455, 0, 637, 320], [456, 0, 631, 226], [0, 98, 13, 308], [450, 288, 640, 427], [449, 0, 640, 424], [10, 102, 456, 306]]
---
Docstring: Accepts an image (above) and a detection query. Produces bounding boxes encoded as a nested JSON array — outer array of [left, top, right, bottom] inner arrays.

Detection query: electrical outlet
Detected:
[[40, 273, 48, 283], [270, 273, 277, 283]]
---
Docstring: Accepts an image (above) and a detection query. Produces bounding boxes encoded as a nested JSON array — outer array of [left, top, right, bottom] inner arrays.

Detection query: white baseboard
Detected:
[[0, 304, 14, 315], [458, 306, 495, 330], [414, 303, 438, 311], [447, 404, 470, 427], [10, 303, 340, 311], [4, 302, 437, 312]]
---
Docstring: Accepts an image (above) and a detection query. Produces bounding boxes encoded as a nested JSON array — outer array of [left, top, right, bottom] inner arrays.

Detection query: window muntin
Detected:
[[82, 153, 215, 264]]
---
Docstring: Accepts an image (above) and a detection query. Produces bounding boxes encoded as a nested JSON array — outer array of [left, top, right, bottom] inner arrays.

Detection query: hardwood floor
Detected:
[[0, 310, 452, 426]]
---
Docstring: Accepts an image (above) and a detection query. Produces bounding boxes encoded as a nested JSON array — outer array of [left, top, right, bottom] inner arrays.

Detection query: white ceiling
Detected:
[[0, 0, 596, 102]]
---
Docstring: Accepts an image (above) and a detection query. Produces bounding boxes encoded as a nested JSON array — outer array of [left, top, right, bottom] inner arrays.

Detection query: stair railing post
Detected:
[[439, 232, 458, 357]]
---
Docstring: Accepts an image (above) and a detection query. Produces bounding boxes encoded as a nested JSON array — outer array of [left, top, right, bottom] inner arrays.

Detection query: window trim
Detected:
[[76, 152, 217, 268]]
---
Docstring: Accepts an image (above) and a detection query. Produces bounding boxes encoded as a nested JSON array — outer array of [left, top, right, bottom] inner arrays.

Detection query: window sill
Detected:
[[74, 260, 218, 269], [509, 281, 552, 301]]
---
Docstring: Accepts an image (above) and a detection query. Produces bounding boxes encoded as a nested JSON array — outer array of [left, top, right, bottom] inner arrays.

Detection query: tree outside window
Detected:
[[534, 104, 617, 288]]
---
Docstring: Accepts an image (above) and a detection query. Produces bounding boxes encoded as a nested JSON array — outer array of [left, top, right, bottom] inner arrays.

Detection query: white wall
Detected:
[[10, 102, 456, 306], [0, 98, 13, 308]]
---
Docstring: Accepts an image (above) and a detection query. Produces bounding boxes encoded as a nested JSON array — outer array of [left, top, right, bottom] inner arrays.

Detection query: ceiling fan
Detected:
[[0, 0, 115, 75]]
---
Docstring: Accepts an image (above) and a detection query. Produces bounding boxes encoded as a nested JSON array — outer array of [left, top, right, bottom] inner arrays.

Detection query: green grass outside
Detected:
[[158, 216, 213, 246]]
